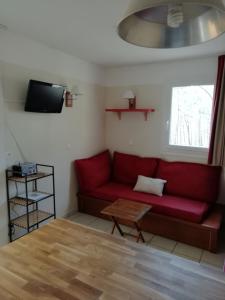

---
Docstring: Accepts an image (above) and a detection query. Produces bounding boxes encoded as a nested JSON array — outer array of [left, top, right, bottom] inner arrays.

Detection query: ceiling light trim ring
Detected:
[[118, 0, 225, 49]]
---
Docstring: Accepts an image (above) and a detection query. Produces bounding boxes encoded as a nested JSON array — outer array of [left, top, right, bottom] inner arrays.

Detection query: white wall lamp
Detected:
[[65, 86, 83, 108], [122, 90, 136, 109]]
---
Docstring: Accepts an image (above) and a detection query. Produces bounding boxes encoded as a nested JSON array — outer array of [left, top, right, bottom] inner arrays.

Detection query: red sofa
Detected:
[[75, 150, 224, 252]]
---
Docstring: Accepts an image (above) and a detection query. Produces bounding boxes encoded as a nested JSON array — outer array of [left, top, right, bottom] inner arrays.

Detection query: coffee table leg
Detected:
[[134, 222, 145, 243], [111, 217, 124, 237], [111, 222, 116, 234]]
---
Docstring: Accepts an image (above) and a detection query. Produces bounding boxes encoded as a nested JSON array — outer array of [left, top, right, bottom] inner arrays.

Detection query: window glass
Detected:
[[169, 85, 214, 148]]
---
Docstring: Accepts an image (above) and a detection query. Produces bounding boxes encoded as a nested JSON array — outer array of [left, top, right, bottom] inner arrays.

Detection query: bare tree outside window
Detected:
[[169, 85, 214, 148]]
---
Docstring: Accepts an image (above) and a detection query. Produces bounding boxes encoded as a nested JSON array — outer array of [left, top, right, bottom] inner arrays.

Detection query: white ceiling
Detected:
[[0, 0, 225, 67]]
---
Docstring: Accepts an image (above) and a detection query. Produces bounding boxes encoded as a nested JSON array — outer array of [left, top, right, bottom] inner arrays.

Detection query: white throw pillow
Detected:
[[133, 175, 167, 196]]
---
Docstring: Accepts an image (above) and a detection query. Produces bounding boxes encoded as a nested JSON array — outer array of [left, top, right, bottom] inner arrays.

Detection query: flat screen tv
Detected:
[[24, 80, 65, 113]]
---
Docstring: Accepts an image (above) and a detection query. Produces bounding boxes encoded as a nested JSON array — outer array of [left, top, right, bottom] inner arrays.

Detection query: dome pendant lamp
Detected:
[[118, 0, 225, 48]]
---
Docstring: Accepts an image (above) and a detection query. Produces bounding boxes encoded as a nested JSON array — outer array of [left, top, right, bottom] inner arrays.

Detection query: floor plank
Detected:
[[0, 218, 224, 300], [69, 212, 225, 269]]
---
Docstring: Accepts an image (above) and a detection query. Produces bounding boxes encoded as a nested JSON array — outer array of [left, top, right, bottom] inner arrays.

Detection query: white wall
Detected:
[[105, 57, 225, 204], [0, 31, 106, 245], [105, 57, 217, 87], [0, 65, 8, 245], [105, 57, 218, 162], [0, 31, 105, 85], [0, 29, 222, 245]]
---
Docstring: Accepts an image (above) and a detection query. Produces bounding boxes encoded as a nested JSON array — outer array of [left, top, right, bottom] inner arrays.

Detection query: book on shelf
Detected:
[[18, 192, 47, 201]]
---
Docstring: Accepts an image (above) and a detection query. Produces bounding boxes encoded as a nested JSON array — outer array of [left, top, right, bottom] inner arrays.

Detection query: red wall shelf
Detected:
[[105, 108, 155, 121]]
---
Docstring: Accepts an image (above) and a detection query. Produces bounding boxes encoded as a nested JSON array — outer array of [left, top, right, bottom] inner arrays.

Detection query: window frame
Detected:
[[165, 84, 214, 156]]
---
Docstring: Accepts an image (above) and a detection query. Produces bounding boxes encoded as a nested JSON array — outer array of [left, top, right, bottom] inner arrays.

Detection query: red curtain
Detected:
[[208, 55, 225, 164]]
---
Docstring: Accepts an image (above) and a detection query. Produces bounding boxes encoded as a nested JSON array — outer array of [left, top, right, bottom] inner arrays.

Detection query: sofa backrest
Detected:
[[156, 160, 221, 203], [75, 150, 111, 193], [75, 150, 221, 204], [113, 151, 159, 186]]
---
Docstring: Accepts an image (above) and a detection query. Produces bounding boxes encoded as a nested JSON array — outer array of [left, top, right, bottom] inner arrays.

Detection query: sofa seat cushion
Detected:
[[156, 160, 221, 203], [75, 150, 111, 193], [87, 182, 211, 223], [113, 151, 158, 185]]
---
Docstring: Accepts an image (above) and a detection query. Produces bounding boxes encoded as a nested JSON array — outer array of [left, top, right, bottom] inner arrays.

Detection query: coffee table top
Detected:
[[101, 198, 152, 223]]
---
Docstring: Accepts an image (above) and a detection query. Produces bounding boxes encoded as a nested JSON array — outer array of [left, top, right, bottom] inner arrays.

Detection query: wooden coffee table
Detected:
[[101, 198, 152, 243]]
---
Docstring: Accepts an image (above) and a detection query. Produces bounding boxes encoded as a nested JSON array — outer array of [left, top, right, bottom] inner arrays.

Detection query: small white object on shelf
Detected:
[[18, 192, 48, 201]]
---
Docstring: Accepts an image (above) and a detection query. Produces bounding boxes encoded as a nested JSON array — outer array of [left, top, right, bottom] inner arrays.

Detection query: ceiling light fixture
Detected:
[[167, 4, 184, 28], [118, 0, 225, 48]]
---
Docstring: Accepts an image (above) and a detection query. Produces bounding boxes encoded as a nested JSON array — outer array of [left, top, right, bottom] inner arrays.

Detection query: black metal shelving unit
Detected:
[[6, 164, 56, 242]]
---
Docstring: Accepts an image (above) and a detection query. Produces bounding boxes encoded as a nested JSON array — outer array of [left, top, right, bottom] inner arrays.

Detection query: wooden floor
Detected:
[[0, 219, 224, 300]]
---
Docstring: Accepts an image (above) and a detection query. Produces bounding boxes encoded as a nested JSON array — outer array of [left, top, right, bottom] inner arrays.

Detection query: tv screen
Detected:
[[24, 80, 65, 113]]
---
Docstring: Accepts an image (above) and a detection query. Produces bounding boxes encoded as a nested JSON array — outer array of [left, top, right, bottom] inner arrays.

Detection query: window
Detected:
[[169, 85, 214, 149]]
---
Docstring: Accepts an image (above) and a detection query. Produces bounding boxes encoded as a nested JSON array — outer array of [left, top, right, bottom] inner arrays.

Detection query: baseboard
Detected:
[[0, 227, 9, 246], [63, 209, 78, 219]]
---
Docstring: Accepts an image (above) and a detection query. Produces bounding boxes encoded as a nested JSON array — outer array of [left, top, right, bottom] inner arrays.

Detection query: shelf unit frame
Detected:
[[6, 164, 56, 242]]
